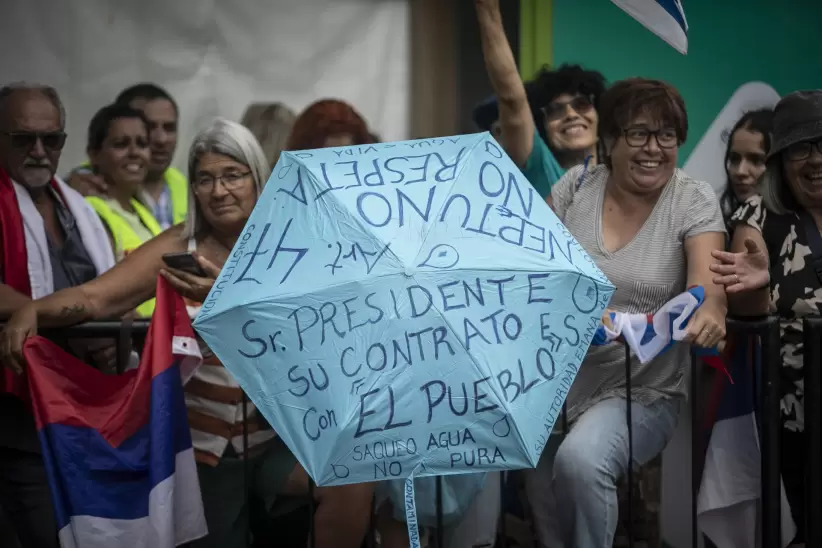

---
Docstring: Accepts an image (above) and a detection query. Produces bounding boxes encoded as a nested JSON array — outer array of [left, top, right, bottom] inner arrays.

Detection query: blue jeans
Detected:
[[524, 397, 680, 548]]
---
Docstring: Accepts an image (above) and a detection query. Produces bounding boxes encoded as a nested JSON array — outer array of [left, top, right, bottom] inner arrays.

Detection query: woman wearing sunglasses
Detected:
[[475, 0, 605, 201]]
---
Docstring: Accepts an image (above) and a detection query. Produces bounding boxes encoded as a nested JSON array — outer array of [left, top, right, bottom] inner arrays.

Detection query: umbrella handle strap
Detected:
[[404, 475, 423, 548]]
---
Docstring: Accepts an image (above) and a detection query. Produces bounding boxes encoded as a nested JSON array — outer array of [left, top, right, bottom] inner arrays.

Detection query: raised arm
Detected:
[[475, 0, 535, 167]]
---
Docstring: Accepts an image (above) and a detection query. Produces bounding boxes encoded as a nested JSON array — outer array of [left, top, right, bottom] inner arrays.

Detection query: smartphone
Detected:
[[162, 252, 207, 276]]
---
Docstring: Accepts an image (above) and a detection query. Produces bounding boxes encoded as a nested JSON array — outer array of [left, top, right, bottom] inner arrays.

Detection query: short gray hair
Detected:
[[184, 117, 270, 238], [0, 82, 66, 128], [760, 159, 792, 215]]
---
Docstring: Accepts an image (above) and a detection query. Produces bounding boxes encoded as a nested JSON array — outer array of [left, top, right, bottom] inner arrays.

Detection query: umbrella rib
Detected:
[[301, 155, 404, 270], [409, 135, 486, 269]]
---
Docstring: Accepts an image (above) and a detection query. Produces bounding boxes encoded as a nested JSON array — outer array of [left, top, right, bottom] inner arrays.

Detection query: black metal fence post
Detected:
[[435, 476, 444, 548], [689, 352, 700, 548], [759, 317, 782, 547], [624, 343, 634, 548], [724, 317, 782, 547], [308, 478, 316, 548], [116, 314, 133, 374], [803, 317, 822, 547], [241, 393, 250, 548], [367, 495, 376, 548], [498, 472, 506, 547]]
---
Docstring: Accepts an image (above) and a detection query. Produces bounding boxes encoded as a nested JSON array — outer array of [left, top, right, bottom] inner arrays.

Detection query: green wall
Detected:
[[547, 0, 822, 163]]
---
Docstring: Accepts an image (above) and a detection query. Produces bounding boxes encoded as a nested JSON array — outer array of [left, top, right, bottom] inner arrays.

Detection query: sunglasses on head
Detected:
[[541, 95, 595, 121], [1, 131, 67, 151]]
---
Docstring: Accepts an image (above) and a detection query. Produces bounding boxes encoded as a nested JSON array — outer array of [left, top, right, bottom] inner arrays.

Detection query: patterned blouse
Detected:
[[731, 195, 817, 433], [182, 238, 277, 465]]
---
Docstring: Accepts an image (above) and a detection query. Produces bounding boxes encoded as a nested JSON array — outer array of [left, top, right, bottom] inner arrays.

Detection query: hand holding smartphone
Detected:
[[162, 252, 208, 277]]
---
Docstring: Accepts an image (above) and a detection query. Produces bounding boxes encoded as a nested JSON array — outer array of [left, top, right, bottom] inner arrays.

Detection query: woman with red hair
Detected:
[[286, 99, 374, 150]]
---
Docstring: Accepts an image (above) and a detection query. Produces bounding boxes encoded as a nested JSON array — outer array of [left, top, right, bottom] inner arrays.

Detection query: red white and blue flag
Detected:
[[22, 277, 207, 547], [609, 0, 689, 54], [592, 286, 725, 370], [698, 338, 796, 547]]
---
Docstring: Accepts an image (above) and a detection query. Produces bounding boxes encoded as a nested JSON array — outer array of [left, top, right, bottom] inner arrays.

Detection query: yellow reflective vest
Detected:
[[165, 167, 188, 225], [86, 197, 163, 318], [77, 163, 188, 226]]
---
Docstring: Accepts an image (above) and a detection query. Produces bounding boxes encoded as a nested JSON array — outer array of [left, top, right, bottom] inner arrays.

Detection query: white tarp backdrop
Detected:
[[0, 0, 410, 174]]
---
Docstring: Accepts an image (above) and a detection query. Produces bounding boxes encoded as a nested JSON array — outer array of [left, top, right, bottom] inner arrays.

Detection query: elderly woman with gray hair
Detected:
[[0, 118, 374, 548], [711, 90, 822, 546]]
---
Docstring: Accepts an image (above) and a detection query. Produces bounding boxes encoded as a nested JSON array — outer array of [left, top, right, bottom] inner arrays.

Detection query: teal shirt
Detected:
[[521, 131, 565, 198]]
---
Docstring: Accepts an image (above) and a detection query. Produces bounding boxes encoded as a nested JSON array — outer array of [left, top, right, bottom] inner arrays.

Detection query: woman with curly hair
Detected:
[[286, 99, 374, 151], [475, 0, 606, 199]]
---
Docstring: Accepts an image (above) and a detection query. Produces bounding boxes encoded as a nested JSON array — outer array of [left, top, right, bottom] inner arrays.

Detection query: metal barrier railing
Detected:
[[729, 317, 783, 547], [2, 317, 820, 547], [803, 318, 822, 548]]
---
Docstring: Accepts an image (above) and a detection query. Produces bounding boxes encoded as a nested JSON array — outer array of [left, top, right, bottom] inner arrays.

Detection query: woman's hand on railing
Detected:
[[710, 238, 770, 294], [0, 304, 39, 374], [683, 300, 727, 349], [160, 253, 221, 303]]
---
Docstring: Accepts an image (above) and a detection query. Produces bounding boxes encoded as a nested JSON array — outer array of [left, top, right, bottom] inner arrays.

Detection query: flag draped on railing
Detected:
[[22, 277, 207, 548], [698, 337, 796, 547]]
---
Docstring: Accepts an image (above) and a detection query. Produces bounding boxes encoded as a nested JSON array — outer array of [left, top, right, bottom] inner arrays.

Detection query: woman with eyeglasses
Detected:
[[0, 118, 375, 548], [524, 78, 727, 547], [711, 90, 822, 546], [83, 103, 160, 317], [475, 0, 605, 201]]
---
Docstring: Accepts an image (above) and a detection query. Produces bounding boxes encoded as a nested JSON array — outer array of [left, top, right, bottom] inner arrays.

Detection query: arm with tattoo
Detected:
[[30, 288, 95, 328]]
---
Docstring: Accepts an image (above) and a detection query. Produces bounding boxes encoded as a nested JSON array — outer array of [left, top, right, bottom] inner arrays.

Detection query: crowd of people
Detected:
[[0, 0, 819, 546]]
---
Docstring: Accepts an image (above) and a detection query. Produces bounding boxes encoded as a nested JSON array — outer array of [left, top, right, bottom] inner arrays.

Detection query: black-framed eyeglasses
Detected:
[[785, 139, 822, 162], [1, 131, 66, 151], [193, 171, 252, 192], [541, 95, 595, 121], [622, 127, 679, 149]]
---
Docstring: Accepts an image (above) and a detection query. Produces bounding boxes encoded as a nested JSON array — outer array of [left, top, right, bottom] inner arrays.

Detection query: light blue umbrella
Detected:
[[193, 132, 614, 542]]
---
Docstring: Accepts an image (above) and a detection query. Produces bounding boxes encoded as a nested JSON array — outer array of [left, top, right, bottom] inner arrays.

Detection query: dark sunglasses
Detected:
[[541, 96, 595, 121], [1, 131, 67, 151]]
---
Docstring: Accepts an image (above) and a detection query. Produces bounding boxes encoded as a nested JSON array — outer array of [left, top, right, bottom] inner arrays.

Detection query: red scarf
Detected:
[[0, 168, 65, 402]]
